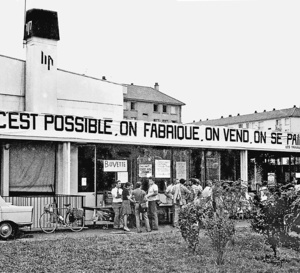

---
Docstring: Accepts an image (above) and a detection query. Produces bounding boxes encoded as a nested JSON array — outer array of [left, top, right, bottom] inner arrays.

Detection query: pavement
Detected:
[[11, 220, 251, 242]]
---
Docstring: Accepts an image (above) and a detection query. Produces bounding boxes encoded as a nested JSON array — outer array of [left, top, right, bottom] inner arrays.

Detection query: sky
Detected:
[[1, 0, 300, 124]]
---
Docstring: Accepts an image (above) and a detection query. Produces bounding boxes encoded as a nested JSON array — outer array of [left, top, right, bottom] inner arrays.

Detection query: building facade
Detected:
[[123, 83, 185, 123], [192, 106, 300, 133], [191, 107, 300, 187], [1, 9, 300, 231]]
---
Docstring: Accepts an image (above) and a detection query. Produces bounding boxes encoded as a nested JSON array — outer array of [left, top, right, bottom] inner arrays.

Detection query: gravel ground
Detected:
[[10, 220, 251, 242]]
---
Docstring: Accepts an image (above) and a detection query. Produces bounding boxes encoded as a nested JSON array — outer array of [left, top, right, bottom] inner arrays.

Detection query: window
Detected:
[[162, 105, 167, 113], [123, 103, 127, 110], [275, 119, 282, 131], [246, 123, 249, 129], [238, 124, 243, 128], [153, 119, 160, 122], [170, 106, 176, 114], [131, 117, 137, 120], [285, 118, 290, 126], [162, 119, 168, 123], [258, 122, 264, 130], [142, 113, 148, 116], [171, 120, 177, 123], [130, 102, 136, 110], [153, 104, 158, 112]]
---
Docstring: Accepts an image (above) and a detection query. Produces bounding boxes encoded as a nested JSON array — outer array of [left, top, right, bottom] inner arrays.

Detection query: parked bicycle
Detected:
[[39, 203, 85, 233]]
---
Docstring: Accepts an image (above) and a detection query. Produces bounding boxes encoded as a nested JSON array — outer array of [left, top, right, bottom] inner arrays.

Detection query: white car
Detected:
[[0, 196, 33, 240]]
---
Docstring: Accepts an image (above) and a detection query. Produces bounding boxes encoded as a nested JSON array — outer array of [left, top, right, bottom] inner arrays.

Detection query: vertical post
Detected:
[[1, 145, 10, 196], [62, 142, 71, 194], [240, 150, 248, 183], [94, 145, 97, 207]]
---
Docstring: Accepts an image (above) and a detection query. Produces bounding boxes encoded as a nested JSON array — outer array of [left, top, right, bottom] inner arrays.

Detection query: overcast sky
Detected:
[[1, 0, 300, 123]]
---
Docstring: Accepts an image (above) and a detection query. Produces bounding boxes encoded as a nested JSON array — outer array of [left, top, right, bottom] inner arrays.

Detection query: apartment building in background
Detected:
[[123, 83, 185, 123], [191, 106, 300, 133]]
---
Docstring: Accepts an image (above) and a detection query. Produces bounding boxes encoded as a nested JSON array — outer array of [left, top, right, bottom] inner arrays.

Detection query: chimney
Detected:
[[254, 111, 257, 113], [24, 9, 60, 114], [154, 82, 159, 90], [237, 113, 240, 116], [102, 76, 106, 80], [273, 108, 276, 111], [229, 115, 232, 117]]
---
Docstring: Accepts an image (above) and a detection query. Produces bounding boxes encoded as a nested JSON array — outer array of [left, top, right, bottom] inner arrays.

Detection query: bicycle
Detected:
[[39, 203, 85, 233]]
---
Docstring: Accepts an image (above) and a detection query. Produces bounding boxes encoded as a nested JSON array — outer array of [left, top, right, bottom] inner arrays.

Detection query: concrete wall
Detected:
[[291, 117, 300, 133], [57, 70, 123, 120], [0, 55, 25, 111]]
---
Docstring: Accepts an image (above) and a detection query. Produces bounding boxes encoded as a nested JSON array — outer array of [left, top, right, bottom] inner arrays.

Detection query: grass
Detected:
[[0, 229, 300, 273]]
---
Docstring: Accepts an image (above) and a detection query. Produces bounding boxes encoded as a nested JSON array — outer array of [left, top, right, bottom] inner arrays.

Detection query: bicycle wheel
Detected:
[[39, 212, 57, 233], [65, 213, 85, 232]]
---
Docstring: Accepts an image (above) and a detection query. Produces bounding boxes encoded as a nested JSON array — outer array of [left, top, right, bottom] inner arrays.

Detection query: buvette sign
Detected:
[[1, 111, 300, 152]]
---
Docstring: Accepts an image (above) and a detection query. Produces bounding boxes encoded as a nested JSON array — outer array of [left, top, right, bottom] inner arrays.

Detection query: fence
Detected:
[[2, 195, 85, 229]]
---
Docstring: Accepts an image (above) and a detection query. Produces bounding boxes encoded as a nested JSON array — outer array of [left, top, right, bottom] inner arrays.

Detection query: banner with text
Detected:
[[1, 111, 300, 152]]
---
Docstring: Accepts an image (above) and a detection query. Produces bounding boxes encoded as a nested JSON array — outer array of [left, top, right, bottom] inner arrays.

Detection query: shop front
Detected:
[[1, 111, 300, 227]]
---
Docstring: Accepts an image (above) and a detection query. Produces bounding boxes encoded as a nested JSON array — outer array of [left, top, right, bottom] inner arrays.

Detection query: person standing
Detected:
[[146, 177, 159, 231], [171, 179, 191, 228], [111, 180, 123, 229], [132, 181, 151, 233], [122, 182, 135, 232], [165, 180, 174, 204]]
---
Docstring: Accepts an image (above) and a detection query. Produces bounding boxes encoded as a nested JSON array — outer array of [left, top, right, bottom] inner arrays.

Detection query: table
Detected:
[[83, 205, 114, 227], [158, 203, 173, 224], [83, 203, 173, 227]]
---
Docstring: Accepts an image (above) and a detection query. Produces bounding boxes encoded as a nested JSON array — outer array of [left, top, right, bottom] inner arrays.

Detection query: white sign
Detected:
[[117, 172, 128, 183], [176, 162, 186, 180], [139, 164, 152, 177], [81, 177, 87, 186], [296, 173, 300, 178], [268, 173, 275, 186], [103, 160, 127, 172], [1, 111, 300, 153], [155, 160, 170, 178]]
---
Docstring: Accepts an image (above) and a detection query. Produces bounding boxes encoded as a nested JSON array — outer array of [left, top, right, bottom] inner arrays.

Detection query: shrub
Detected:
[[178, 200, 213, 252], [251, 187, 300, 256], [179, 180, 245, 263], [203, 215, 235, 265]]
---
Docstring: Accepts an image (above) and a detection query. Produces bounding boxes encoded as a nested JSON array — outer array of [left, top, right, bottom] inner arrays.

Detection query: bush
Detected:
[[178, 200, 213, 252], [178, 180, 246, 264], [251, 187, 300, 256], [203, 215, 235, 265]]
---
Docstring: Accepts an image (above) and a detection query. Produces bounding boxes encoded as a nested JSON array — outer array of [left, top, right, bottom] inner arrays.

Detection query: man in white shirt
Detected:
[[146, 177, 159, 230], [111, 180, 123, 229]]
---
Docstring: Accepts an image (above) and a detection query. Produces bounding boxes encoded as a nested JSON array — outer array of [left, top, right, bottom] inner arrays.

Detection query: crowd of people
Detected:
[[111, 176, 300, 233], [110, 177, 214, 232], [111, 177, 160, 233]]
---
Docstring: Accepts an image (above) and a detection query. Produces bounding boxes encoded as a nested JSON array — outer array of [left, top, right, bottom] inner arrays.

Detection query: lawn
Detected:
[[0, 229, 300, 273]]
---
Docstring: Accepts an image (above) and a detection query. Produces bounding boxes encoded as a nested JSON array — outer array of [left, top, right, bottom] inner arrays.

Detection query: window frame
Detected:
[[162, 105, 167, 113]]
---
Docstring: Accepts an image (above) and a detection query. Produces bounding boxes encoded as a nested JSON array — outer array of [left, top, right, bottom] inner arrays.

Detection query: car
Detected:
[[0, 196, 33, 240]]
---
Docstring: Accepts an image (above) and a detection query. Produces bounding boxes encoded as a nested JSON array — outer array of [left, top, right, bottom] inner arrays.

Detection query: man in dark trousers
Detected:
[[111, 180, 123, 229], [132, 181, 151, 233], [146, 177, 159, 230]]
